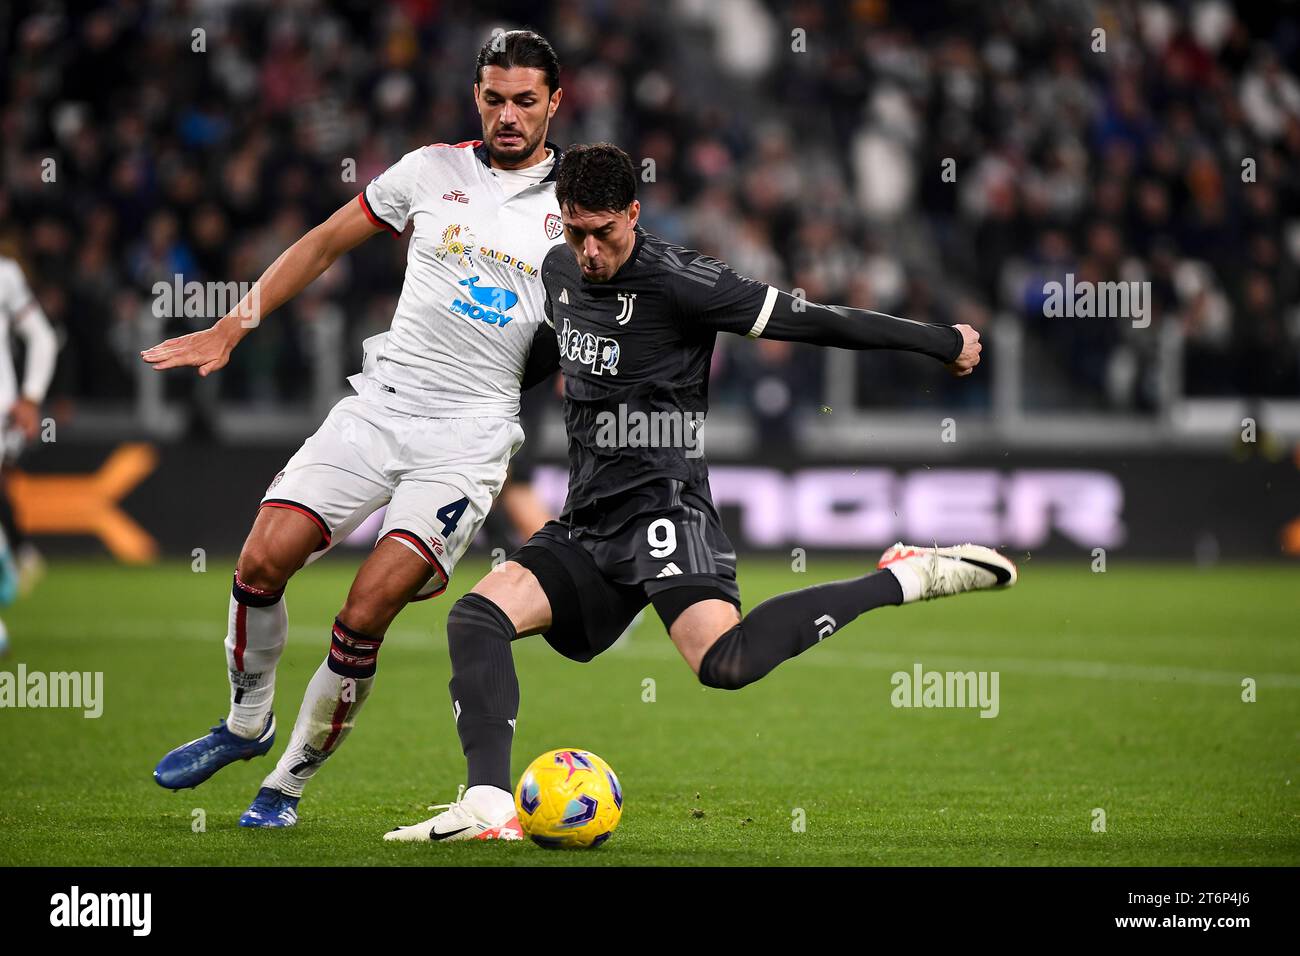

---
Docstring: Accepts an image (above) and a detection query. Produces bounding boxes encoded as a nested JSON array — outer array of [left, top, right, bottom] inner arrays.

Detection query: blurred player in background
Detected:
[[386, 145, 1016, 842], [0, 234, 59, 656], [146, 30, 565, 832]]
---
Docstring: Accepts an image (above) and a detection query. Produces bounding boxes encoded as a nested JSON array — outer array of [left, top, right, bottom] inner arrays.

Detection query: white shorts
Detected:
[[261, 394, 524, 599]]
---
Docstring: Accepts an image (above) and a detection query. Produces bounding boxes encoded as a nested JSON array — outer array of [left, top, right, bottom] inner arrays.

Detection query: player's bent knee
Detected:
[[448, 593, 516, 643], [237, 543, 298, 594], [471, 561, 550, 635], [238, 509, 321, 591], [337, 594, 401, 637], [696, 624, 751, 690]]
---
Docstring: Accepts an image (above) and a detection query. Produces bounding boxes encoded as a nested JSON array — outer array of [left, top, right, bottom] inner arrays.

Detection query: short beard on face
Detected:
[[487, 127, 545, 167]]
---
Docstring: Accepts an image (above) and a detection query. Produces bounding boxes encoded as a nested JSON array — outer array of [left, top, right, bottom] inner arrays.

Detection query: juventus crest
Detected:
[[615, 292, 637, 325]]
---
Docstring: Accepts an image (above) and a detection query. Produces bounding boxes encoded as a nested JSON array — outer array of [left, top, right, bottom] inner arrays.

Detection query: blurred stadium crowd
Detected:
[[1, 0, 1297, 429]]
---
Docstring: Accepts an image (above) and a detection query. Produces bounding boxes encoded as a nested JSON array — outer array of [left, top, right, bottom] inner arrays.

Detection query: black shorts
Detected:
[[511, 478, 741, 663]]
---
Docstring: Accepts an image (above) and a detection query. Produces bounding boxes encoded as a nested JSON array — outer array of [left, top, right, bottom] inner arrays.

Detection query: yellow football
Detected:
[[514, 749, 623, 848]]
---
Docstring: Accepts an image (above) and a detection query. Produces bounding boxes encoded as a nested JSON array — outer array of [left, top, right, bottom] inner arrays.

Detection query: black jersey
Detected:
[[542, 227, 770, 513], [541, 225, 965, 515]]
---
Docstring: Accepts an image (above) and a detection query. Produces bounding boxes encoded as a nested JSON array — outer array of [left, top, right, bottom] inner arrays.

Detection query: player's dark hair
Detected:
[[475, 30, 561, 94], [555, 144, 638, 214]]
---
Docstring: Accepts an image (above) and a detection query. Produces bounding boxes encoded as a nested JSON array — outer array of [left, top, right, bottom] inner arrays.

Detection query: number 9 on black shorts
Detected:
[[510, 478, 741, 663]]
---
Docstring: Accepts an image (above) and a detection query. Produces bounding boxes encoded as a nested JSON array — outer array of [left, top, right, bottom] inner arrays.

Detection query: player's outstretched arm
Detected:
[[683, 257, 981, 377], [140, 197, 385, 376], [756, 292, 980, 377]]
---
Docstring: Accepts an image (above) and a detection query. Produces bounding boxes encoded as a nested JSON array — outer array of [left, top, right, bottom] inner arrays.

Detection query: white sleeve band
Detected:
[[15, 302, 58, 403], [745, 285, 779, 338]]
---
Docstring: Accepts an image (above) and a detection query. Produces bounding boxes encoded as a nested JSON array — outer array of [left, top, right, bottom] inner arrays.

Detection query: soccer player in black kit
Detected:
[[385, 144, 1018, 842]]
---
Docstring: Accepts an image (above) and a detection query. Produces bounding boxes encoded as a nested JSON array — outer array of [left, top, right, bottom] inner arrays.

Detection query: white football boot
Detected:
[[383, 785, 523, 843], [877, 542, 1017, 602]]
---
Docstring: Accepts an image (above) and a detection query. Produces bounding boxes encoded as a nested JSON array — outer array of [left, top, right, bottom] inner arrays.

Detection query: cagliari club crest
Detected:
[[544, 213, 563, 240]]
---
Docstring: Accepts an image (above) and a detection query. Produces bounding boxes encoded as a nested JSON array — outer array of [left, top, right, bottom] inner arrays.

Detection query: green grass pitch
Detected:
[[2, 556, 1297, 866]]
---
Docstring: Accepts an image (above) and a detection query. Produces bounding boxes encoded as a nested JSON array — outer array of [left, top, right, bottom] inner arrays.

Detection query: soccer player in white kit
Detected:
[[146, 31, 566, 833], [0, 250, 59, 654]]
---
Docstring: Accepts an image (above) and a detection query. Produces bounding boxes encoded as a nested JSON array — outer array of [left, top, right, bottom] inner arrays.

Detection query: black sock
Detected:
[[446, 593, 519, 791], [698, 569, 902, 690]]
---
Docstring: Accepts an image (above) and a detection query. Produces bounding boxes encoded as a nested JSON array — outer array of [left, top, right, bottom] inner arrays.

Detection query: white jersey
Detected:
[[354, 140, 565, 419], [0, 255, 58, 416]]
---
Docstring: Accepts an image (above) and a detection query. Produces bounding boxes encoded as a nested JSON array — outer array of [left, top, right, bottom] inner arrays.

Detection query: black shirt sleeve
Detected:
[[672, 256, 775, 336], [673, 257, 961, 364], [754, 290, 963, 363], [521, 320, 559, 391]]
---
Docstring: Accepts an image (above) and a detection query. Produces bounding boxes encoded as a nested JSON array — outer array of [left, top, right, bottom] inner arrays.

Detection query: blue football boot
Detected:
[[239, 787, 300, 828], [153, 714, 276, 791]]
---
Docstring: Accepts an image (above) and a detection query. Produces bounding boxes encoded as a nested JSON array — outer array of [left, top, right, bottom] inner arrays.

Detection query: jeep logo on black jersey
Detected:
[[558, 316, 620, 376]]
